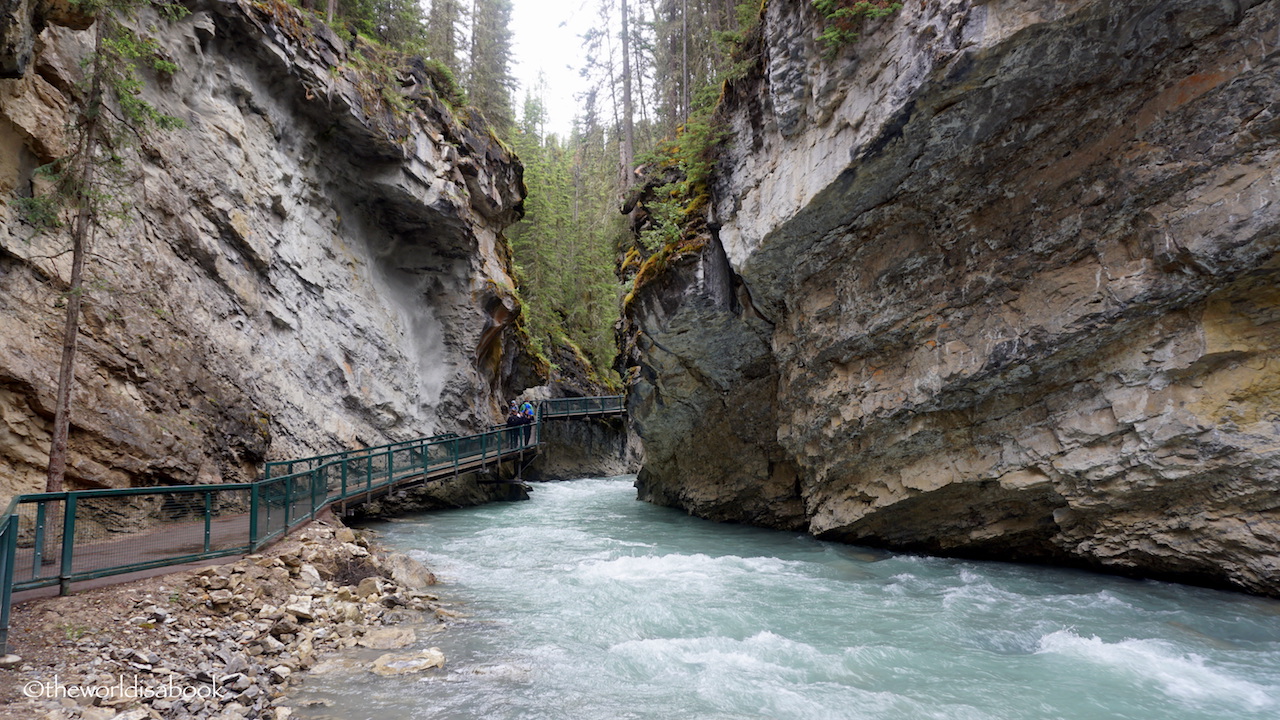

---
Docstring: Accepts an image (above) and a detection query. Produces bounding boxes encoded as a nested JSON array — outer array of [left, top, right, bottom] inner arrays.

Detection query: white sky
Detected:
[[508, 0, 597, 137]]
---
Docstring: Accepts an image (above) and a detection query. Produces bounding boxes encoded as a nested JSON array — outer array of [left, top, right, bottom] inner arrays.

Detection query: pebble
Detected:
[[4, 521, 449, 719]]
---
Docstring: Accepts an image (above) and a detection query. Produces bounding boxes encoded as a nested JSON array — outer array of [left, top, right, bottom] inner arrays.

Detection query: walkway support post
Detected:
[[0, 513, 16, 656], [203, 491, 212, 554], [59, 495, 76, 596], [249, 481, 260, 551], [340, 459, 349, 516], [31, 502, 46, 575]]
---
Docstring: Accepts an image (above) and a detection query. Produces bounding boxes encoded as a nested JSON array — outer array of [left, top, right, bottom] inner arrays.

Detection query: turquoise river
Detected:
[[291, 476, 1280, 720]]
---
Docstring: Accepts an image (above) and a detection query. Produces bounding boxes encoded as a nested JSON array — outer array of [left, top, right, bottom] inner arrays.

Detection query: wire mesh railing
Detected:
[[539, 395, 626, 419], [5, 486, 257, 595], [0, 396, 623, 655], [262, 432, 460, 479], [0, 421, 546, 595]]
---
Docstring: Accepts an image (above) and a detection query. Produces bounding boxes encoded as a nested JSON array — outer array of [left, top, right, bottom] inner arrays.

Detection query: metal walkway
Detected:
[[0, 395, 624, 655]]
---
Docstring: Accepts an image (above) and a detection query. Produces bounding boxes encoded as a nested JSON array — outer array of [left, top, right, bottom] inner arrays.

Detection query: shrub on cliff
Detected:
[[812, 0, 903, 54]]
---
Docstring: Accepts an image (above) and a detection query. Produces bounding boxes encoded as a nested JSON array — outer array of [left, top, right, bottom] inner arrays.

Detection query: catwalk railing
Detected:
[[538, 395, 626, 419], [0, 396, 625, 655]]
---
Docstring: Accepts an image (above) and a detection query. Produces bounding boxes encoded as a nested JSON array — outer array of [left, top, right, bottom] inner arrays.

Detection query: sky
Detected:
[[508, 0, 597, 137]]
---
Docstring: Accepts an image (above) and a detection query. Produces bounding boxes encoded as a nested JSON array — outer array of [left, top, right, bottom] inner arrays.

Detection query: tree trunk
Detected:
[[598, 1, 621, 180], [632, 4, 651, 147], [620, 0, 635, 190], [681, 0, 688, 121], [469, 0, 481, 91], [47, 15, 106, 493]]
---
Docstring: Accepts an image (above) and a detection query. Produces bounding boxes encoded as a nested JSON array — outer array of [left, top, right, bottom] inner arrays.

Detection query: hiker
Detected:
[[506, 402, 523, 446], [520, 400, 535, 443]]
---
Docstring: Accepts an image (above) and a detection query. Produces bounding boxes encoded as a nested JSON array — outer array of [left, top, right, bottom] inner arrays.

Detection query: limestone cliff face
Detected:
[[622, 0, 1280, 595], [532, 417, 642, 482], [0, 0, 530, 505]]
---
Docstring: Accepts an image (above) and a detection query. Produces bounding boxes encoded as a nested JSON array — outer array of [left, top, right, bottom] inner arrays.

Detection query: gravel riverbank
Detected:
[[0, 519, 453, 720]]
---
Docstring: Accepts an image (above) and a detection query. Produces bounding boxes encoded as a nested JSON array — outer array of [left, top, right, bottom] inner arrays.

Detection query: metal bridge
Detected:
[[0, 395, 624, 656]]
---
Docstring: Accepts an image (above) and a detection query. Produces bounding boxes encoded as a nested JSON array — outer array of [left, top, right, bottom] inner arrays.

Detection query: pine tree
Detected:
[[468, 0, 516, 134], [12, 0, 188, 491], [507, 87, 624, 384], [619, 0, 636, 191], [424, 0, 465, 75]]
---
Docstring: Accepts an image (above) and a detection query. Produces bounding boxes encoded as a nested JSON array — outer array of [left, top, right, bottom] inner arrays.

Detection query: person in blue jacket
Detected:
[[520, 401, 535, 442]]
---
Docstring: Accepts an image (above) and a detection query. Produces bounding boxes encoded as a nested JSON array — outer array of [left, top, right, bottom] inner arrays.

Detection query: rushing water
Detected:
[[291, 477, 1280, 720]]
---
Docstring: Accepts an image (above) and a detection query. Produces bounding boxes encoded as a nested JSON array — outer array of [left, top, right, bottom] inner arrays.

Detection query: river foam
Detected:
[[290, 477, 1280, 720], [1036, 629, 1278, 711]]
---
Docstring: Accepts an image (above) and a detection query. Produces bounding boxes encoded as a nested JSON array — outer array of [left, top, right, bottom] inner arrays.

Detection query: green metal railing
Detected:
[[539, 395, 626, 419], [0, 511, 15, 657], [262, 432, 459, 480], [0, 395, 624, 655]]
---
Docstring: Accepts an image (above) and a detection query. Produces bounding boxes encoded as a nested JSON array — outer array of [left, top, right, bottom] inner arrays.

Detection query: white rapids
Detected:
[[289, 476, 1280, 720]]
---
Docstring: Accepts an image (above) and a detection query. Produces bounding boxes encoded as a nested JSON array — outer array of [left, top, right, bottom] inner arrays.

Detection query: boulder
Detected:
[[357, 626, 416, 650], [383, 553, 436, 590], [370, 648, 445, 676]]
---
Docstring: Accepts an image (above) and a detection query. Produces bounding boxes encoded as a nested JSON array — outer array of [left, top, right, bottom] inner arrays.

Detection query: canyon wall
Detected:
[[622, 0, 1280, 595], [0, 0, 531, 507], [532, 417, 642, 482]]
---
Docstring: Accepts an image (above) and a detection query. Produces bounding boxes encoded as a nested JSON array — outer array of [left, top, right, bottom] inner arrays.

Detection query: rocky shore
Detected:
[[0, 518, 453, 720]]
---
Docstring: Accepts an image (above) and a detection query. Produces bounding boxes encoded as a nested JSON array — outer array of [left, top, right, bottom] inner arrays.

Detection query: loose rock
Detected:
[[0, 519, 452, 719], [370, 648, 446, 676]]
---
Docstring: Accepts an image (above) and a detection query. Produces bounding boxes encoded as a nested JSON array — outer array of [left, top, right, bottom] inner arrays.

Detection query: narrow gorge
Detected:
[[0, 0, 1275, 624], [621, 0, 1280, 597], [1, 1, 1279, 717]]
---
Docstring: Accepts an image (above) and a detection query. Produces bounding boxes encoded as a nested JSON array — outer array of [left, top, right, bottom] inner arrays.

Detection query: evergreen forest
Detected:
[[313, 0, 774, 388]]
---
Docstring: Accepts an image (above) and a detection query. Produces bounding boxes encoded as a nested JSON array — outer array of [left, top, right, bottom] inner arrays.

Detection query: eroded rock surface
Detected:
[[622, 0, 1280, 594], [0, 1, 530, 505], [532, 416, 642, 482]]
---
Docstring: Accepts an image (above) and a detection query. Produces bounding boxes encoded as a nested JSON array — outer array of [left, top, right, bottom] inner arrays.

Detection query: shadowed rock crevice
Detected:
[[530, 417, 642, 482], [623, 229, 805, 531]]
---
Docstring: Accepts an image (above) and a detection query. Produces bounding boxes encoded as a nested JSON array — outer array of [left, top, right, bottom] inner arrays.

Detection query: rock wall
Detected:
[[348, 467, 529, 518], [531, 416, 642, 482], [0, 0, 531, 507], [623, 237, 804, 526], [622, 0, 1280, 595]]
